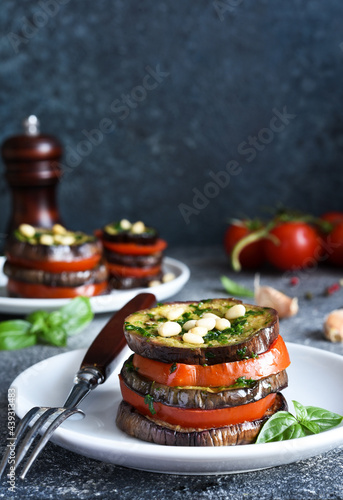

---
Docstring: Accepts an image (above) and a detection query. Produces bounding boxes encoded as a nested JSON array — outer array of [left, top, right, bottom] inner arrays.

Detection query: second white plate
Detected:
[[11, 343, 343, 475], [0, 256, 190, 315]]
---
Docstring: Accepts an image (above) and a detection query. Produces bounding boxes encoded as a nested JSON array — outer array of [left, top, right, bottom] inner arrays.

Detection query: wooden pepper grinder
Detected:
[[2, 115, 63, 233]]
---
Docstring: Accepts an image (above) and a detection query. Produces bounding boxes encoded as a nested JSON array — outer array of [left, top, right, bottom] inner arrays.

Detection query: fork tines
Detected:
[[0, 406, 84, 480]]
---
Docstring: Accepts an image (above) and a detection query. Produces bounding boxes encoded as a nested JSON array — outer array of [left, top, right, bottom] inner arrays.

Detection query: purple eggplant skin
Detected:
[[3, 260, 108, 287], [103, 249, 162, 268], [101, 227, 158, 245], [124, 299, 279, 365], [121, 359, 288, 409], [5, 234, 102, 262], [116, 393, 288, 446]]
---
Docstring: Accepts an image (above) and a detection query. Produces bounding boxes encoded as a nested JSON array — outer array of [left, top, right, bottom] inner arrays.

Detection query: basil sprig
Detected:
[[256, 400, 343, 443], [0, 297, 93, 350], [221, 276, 254, 298]]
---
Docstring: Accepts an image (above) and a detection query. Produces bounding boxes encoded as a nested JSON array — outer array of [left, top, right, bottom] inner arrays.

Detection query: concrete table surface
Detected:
[[0, 246, 342, 500]]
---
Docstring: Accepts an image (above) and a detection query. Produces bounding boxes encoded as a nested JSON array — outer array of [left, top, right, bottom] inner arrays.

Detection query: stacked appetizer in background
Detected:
[[98, 219, 170, 290], [116, 299, 290, 446], [4, 223, 108, 298]]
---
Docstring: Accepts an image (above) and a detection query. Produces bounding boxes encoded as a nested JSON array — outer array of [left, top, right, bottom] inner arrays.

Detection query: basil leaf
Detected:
[[221, 276, 254, 298], [59, 297, 93, 335], [0, 320, 32, 336], [0, 297, 93, 350], [256, 411, 306, 443], [38, 326, 67, 347], [293, 400, 343, 433], [26, 311, 50, 336], [256, 401, 343, 444], [0, 320, 37, 350], [0, 334, 37, 351]]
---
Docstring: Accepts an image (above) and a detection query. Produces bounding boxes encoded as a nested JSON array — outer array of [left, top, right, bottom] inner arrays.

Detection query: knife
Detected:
[[63, 292, 156, 408]]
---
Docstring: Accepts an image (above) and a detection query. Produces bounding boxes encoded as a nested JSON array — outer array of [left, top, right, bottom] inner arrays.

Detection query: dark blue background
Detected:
[[1, 0, 342, 246]]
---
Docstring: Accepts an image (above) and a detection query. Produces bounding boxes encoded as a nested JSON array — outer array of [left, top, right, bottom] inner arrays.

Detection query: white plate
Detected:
[[0, 256, 190, 315], [11, 343, 343, 475]]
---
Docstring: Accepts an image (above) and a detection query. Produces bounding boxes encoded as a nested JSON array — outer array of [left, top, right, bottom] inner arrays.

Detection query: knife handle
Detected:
[[80, 292, 156, 381]]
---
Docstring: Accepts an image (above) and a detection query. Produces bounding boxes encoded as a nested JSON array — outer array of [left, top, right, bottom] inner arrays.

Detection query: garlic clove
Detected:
[[254, 278, 298, 319], [323, 309, 343, 342]]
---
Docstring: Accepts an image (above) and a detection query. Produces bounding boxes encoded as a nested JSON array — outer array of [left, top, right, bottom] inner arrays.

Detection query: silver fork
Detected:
[[0, 292, 156, 480]]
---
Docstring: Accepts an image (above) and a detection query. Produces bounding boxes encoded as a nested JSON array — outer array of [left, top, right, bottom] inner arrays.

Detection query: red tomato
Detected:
[[119, 377, 277, 430], [327, 221, 343, 266], [7, 279, 107, 299], [106, 263, 161, 278], [133, 336, 290, 387], [102, 239, 167, 256], [6, 254, 101, 273], [320, 212, 343, 227], [224, 222, 265, 269], [264, 222, 320, 271]]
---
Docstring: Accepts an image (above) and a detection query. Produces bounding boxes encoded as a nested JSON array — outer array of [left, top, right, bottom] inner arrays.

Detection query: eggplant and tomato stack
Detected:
[[4, 223, 108, 298], [116, 299, 290, 446], [97, 219, 168, 290]]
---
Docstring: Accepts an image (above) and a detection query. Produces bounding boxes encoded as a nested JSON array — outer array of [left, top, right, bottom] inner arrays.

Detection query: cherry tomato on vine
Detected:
[[327, 221, 343, 267], [224, 221, 265, 269], [264, 221, 320, 271], [320, 212, 343, 227]]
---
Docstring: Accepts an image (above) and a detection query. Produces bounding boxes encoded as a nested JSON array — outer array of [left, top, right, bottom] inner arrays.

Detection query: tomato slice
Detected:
[[7, 279, 107, 299], [102, 238, 167, 256], [119, 377, 277, 430], [133, 336, 290, 387], [106, 263, 161, 278], [6, 254, 101, 273]]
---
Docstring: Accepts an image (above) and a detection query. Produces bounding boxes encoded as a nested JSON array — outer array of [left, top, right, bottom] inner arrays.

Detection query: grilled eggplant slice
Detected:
[[104, 249, 162, 268], [124, 299, 279, 365], [116, 393, 288, 446], [102, 222, 158, 245], [121, 357, 288, 409], [3, 260, 108, 287], [5, 232, 101, 262]]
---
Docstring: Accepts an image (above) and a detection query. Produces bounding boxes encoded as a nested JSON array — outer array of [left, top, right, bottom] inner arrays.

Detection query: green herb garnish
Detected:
[[125, 357, 138, 372], [170, 362, 177, 374], [237, 347, 248, 359], [256, 401, 343, 443], [144, 394, 156, 415], [231, 377, 256, 388], [0, 297, 93, 350], [124, 322, 153, 338]]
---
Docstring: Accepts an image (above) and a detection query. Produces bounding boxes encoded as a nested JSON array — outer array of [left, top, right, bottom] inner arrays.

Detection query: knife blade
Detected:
[[80, 292, 156, 381]]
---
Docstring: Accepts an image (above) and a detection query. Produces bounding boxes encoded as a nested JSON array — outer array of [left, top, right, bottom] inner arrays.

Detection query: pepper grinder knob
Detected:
[[23, 115, 40, 136], [2, 116, 63, 232]]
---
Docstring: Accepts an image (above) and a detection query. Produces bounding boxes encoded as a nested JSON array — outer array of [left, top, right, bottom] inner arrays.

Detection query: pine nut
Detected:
[[40, 234, 55, 245], [225, 304, 246, 320], [162, 272, 175, 283], [18, 223, 36, 238], [183, 320, 197, 331], [196, 318, 216, 330], [58, 235, 75, 245], [202, 312, 220, 320], [215, 318, 231, 331], [183, 332, 204, 344], [52, 224, 67, 235], [188, 326, 208, 337], [131, 221, 145, 234], [148, 280, 161, 287], [158, 321, 182, 337], [164, 307, 185, 321], [120, 219, 132, 230]]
